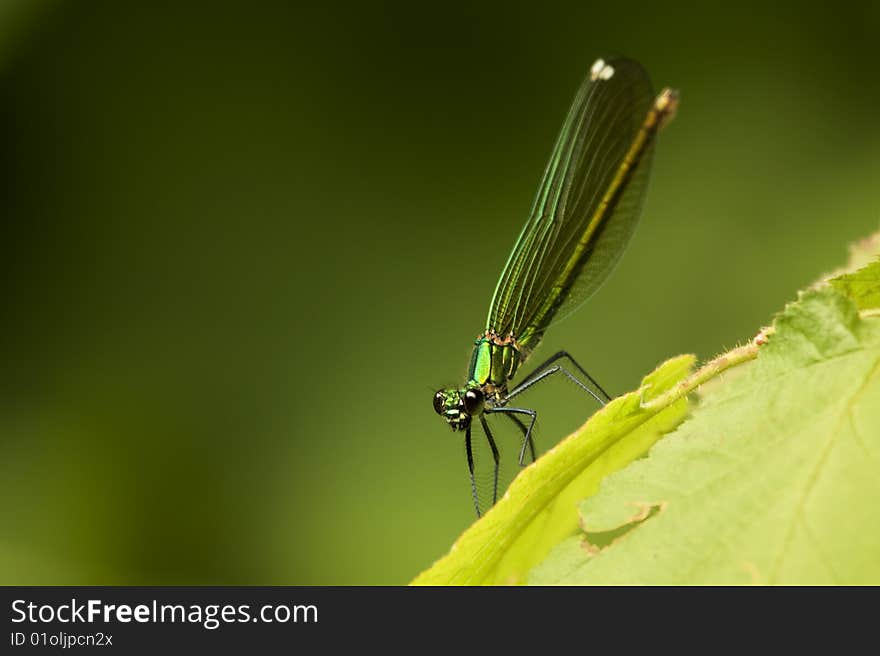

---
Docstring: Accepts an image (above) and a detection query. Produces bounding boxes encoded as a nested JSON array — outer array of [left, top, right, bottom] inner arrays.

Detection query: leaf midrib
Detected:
[[768, 352, 880, 583]]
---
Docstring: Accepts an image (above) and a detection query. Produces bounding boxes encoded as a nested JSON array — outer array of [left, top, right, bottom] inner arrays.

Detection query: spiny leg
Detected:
[[479, 414, 501, 507], [487, 406, 537, 467], [506, 363, 606, 407], [509, 350, 611, 404], [465, 425, 480, 517], [501, 411, 537, 464]]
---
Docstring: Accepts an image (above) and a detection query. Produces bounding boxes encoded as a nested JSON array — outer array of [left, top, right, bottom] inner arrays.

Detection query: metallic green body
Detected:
[[466, 333, 521, 398]]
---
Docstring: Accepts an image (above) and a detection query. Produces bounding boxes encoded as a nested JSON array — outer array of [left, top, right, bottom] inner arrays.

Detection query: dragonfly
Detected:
[[433, 56, 678, 517]]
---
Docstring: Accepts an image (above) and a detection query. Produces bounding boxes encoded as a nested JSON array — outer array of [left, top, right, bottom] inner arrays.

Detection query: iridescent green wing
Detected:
[[486, 57, 659, 352]]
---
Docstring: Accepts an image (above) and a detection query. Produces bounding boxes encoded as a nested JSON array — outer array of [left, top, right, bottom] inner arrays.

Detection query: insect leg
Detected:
[[479, 414, 501, 507], [465, 425, 480, 517], [487, 406, 537, 467], [501, 411, 537, 463], [510, 350, 611, 403]]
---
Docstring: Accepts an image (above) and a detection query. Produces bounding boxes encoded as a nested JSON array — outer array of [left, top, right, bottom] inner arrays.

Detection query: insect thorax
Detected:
[[466, 330, 522, 402]]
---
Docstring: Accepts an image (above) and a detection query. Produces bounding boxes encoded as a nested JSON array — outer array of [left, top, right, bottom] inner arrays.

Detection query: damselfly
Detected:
[[433, 57, 678, 516]]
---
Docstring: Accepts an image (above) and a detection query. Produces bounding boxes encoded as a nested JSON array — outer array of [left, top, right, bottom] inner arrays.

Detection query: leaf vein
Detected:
[[769, 354, 880, 583]]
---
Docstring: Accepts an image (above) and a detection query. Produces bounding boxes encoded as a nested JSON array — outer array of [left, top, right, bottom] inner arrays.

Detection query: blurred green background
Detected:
[[1, 1, 878, 584]]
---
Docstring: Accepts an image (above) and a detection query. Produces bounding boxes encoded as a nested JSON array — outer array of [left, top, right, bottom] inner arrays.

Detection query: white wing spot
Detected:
[[590, 58, 614, 81]]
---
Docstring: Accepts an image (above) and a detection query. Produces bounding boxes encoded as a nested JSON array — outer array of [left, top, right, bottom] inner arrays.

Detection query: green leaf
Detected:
[[411, 354, 695, 585], [529, 286, 880, 584], [415, 231, 880, 585], [830, 258, 880, 310]]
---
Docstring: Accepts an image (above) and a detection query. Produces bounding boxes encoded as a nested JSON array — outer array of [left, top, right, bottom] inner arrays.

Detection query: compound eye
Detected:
[[433, 390, 445, 415], [463, 388, 484, 415]]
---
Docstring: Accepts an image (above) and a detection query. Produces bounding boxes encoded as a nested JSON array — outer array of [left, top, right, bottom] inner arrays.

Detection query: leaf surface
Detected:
[[530, 287, 880, 584], [412, 355, 694, 585]]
